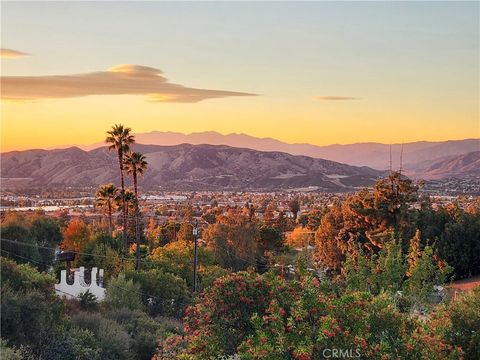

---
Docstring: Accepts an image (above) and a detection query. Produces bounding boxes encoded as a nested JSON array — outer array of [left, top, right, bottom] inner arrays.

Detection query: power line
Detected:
[[0, 237, 149, 263], [1, 220, 303, 273], [1, 248, 192, 307], [0, 237, 253, 268], [1, 235, 261, 276]]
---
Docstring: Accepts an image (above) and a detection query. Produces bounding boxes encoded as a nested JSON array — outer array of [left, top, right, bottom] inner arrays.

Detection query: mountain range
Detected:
[[1, 144, 383, 191], [76, 131, 479, 170], [405, 151, 480, 180], [2, 133, 479, 191]]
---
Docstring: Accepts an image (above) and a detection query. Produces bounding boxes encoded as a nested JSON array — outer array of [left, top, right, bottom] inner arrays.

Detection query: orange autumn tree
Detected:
[[286, 227, 314, 249], [61, 219, 91, 254]]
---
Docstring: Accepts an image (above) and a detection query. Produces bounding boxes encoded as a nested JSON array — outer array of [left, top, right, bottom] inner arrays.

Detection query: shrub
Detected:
[[238, 280, 462, 360], [1, 287, 65, 350], [446, 287, 480, 359], [183, 271, 290, 357], [105, 273, 144, 311], [0, 256, 55, 296], [107, 308, 160, 360], [72, 312, 131, 360], [125, 269, 191, 317], [0, 339, 34, 360], [79, 290, 98, 311]]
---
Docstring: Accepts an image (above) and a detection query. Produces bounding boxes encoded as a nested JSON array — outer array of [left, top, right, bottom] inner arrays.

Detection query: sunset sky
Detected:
[[1, 1, 479, 152]]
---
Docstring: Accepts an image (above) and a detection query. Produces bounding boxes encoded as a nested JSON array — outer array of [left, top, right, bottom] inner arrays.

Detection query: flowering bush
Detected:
[[177, 269, 464, 360], [182, 271, 292, 357], [238, 275, 463, 360]]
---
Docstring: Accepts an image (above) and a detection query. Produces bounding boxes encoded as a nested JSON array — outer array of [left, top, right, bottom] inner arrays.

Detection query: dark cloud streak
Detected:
[[316, 96, 358, 101]]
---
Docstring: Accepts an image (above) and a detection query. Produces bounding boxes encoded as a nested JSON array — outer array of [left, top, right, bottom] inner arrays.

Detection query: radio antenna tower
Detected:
[[389, 144, 393, 174], [399, 143, 404, 176]]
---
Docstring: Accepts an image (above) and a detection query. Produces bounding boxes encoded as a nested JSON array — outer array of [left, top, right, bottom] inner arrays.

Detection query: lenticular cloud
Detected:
[[1, 64, 256, 102]]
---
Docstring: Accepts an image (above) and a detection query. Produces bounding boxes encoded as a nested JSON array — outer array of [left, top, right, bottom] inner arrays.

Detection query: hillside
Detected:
[[1, 144, 383, 191], [75, 132, 479, 170], [406, 151, 480, 180]]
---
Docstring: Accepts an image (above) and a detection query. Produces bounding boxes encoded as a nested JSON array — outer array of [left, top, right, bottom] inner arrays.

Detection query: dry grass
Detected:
[[448, 275, 480, 294]]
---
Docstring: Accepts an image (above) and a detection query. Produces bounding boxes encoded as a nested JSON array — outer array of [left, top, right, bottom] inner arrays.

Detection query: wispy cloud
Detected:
[[0, 48, 30, 59], [1, 64, 256, 102], [316, 96, 358, 101]]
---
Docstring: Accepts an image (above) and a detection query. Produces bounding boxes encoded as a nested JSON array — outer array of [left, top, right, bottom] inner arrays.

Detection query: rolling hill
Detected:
[[75, 131, 479, 170], [405, 151, 480, 180], [1, 144, 383, 191]]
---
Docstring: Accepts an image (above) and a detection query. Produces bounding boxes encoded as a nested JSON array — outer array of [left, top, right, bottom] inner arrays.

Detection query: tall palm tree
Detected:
[[124, 152, 148, 198], [124, 151, 148, 270], [114, 188, 136, 236], [122, 188, 137, 220], [105, 124, 135, 253], [95, 183, 118, 235]]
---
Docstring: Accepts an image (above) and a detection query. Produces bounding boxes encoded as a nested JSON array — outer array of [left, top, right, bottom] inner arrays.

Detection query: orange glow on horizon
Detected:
[[1, 93, 478, 152]]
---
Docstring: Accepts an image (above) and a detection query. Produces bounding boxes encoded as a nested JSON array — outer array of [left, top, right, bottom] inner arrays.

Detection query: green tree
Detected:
[[80, 233, 128, 281], [258, 225, 283, 254], [1, 256, 55, 296], [125, 269, 191, 317], [373, 236, 406, 294], [123, 151, 148, 199], [403, 242, 451, 310], [149, 239, 215, 288], [27, 212, 63, 270], [435, 205, 480, 279], [105, 273, 144, 311], [343, 247, 373, 293]]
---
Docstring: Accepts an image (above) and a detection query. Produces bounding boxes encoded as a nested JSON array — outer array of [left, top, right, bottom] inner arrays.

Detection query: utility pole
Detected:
[[135, 206, 141, 271], [192, 219, 199, 293]]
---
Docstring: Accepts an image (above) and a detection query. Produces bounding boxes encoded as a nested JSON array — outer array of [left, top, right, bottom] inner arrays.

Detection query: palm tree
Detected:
[[124, 151, 148, 270], [95, 183, 118, 235], [114, 188, 136, 237], [124, 152, 148, 197], [122, 188, 137, 221], [106, 124, 135, 253]]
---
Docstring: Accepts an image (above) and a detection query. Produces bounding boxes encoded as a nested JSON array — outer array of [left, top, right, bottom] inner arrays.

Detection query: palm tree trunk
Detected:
[[134, 173, 141, 271], [125, 206, 129, 243], [118, 151, 127, 254], [108, 201, 113, 235]]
